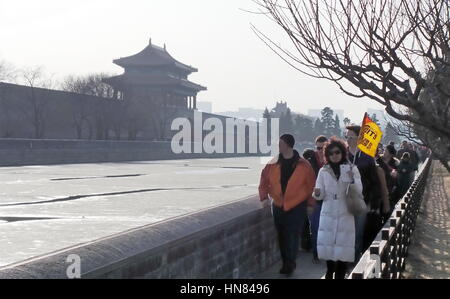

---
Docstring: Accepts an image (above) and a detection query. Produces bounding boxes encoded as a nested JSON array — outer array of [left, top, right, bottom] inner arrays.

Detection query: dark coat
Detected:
[[349, 151, 382, 211], [397, 160, 415, 197], [302, 149, 322, 178]]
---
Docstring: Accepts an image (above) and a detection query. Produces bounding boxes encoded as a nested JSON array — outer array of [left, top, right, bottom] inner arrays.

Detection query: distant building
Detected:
[[270, 101, 289, 118], [104, 38, 207, 110], [216, 107, 265, 121], [0, 39, 237, 141]]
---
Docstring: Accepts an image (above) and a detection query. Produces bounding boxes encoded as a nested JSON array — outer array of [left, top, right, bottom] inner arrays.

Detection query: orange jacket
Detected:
[[259, 155, 316, 212]]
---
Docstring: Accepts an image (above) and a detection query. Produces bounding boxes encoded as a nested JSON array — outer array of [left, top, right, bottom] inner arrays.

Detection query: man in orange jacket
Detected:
[[259, 134, 315, 276]]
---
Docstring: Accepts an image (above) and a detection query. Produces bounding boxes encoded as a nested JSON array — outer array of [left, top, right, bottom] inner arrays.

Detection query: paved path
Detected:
[[258, 250, 327, 279], [403, 161, 450, 279]]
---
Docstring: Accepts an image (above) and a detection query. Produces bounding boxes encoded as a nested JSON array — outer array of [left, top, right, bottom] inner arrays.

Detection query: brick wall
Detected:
[[0, 139, 266, 166]]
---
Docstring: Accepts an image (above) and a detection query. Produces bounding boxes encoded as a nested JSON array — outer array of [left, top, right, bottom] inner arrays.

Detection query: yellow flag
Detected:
[[357, 113, 383, 158]]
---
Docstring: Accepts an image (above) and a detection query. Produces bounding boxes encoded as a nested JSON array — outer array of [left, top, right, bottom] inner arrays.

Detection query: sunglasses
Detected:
[[328, 150, 342, 156], [316, 146, 323, 150]]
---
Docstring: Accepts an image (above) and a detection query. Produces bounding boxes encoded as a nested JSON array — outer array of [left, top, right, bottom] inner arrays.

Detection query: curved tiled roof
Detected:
[[104, 73, 207, 92], [113, 42, 198, 73]]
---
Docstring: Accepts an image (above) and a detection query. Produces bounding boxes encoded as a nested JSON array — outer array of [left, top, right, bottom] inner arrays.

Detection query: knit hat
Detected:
[[280, 134, 295, 149]]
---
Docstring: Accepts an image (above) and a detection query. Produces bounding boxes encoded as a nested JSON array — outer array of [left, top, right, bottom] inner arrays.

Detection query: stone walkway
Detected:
[[403, 161, 450, 279], [257, 250, 327, 279]]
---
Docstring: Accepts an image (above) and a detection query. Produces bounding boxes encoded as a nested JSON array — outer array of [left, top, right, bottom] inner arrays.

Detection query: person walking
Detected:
[[303, 135, 328, 263], [345, 125, 382, 261], [397, 152, 416, 198], [396, 141, 409, 160], [377, 144, 400, 212], [313, 138, 363, 279], [397, 142, 419, 169], [259, 134, 316, 276], [375, 146, 393, 222]]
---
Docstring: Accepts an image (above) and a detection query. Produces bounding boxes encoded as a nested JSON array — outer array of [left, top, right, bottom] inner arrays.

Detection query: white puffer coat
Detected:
[[313, 163, 363, 262]]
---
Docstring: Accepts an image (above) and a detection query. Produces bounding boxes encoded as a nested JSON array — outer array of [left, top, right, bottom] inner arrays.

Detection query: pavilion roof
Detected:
[[113, 41, 198, 73], [104, 73, 207, 92]]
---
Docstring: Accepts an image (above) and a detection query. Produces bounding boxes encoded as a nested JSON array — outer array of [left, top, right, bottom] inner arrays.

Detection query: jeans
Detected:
[[300, 217, 312, 251], [354, 212, 367, 263], [310, 201, 323, 256], [272, 201, 307, 265]]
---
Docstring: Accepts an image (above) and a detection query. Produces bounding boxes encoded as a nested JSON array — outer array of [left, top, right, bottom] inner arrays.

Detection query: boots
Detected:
[[280, 261, 296, 276], [279, 262, 288, 275]]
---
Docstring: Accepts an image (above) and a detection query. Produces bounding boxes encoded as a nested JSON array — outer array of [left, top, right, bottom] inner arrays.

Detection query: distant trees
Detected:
[[0, 84, 16, 138], [263, 107, 271, 120], [313, 118, 324, 139], [62, 75, 184, 141], [0, 60, 16, 83], [383, 122, 400, 146], [392, 63, 450, 171], [1, 66, 184, 141], [262, 107, 273, 142], [253, 0, 449, 171], [280, 108, 294, 134], [294, 115, 314, 142], [1, 63, 54, 139], [370, 114, 381, 127], [0, 60, 17, 137], [61, 73, 117, 140], [343, 117, 351, 127], [266, 104, 346, 143], [20, 66, 54, 139], [320, 107, 335, 137], [334, 114, 342, 137]]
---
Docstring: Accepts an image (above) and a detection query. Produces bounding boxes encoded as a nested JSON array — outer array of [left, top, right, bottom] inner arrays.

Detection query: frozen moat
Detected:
[[0, 157, 267, 267]]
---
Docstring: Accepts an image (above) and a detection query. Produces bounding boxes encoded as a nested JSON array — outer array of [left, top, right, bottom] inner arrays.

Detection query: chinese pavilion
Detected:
[[104, 39, 206, 110]]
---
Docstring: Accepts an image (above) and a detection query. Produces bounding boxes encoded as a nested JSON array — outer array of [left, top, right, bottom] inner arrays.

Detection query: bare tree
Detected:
[[0, 84, 16, 138], [20, 66, 54, 139], [391, 62, 450, 171], [124, 99, 148, 140], [148, 96, 181, 141], [109, 100, 127, 140], [343, 117, 351, 127], [0, 60, 16, 83], [0, 60, 17, 137], [61, 73, 117, 140], [122, 92, 181, 141], [252, 0, 449, 169], [61, 76, 93, 139]]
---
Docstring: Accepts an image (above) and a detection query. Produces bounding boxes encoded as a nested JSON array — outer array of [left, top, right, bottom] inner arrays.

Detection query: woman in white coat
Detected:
[[313, 138, 364, 279]]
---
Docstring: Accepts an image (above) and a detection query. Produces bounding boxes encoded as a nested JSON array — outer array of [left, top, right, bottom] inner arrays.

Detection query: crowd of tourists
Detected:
[[259, 128, 430, 279]]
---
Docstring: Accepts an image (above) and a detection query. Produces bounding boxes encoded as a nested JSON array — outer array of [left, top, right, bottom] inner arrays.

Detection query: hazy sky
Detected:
[[0, 0, 385, 122]]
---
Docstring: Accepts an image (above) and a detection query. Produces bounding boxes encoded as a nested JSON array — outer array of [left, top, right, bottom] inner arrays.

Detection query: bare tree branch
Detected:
[[252, 0, 450, 170]]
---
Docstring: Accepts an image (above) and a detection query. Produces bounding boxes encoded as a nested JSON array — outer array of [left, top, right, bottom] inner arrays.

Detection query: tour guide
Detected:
[[259, 134, 316, 276]]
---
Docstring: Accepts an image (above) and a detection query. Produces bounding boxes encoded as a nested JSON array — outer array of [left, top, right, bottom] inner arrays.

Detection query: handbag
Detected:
[[345, 182, 368, 215]]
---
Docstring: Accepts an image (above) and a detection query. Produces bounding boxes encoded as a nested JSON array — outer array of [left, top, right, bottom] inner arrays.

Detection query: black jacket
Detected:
[[302, 149, 321, 178], [349, 151, 382, 211]]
